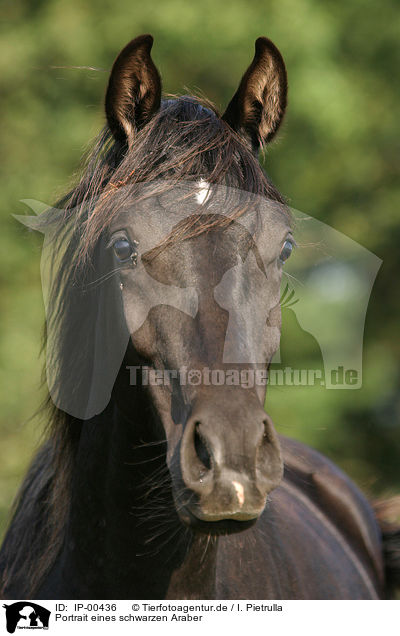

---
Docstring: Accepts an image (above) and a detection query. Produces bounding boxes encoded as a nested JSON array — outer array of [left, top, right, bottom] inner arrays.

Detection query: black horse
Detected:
[[0, 35, 399, 599]]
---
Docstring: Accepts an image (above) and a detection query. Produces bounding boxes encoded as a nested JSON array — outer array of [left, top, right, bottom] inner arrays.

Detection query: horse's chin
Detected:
[[178, 505, 259, 535]]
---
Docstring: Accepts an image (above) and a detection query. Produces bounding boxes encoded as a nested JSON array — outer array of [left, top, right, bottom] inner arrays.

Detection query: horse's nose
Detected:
[[180, 398, 283, 522]]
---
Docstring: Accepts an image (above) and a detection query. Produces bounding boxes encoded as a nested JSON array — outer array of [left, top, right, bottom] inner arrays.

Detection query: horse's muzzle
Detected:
[[178, 393, 284, 531]]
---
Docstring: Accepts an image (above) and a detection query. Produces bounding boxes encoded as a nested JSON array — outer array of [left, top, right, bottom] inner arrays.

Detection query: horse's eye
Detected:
[[113, 239, 136, 263], [279, 239, 293, 263]]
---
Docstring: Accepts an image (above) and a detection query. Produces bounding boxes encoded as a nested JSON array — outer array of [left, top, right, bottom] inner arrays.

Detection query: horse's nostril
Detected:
[[262, 419, 272, 444], [194, 422, 212, 472]]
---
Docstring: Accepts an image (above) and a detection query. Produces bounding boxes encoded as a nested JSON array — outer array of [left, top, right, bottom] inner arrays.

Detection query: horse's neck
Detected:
[[60, 398, 218, 598]]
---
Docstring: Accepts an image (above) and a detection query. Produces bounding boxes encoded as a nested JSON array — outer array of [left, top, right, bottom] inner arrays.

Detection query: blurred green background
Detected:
[[1, 0, 399, 537]]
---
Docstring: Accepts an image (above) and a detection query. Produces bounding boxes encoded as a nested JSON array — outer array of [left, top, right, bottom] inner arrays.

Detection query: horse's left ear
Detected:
[[105, 34, 162, 145], [222, 37, 287, 153]]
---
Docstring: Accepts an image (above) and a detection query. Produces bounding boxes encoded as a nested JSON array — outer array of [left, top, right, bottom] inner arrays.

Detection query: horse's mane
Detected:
[[0, 95, 287, 597]]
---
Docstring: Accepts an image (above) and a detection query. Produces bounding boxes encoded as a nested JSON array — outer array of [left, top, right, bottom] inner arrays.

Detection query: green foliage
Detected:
[[1, 0, 399, 535]]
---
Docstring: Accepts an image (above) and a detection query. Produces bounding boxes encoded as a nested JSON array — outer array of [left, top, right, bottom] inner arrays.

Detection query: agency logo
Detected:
[[16, 182, 381, 419], [3, 603, 50, 633]]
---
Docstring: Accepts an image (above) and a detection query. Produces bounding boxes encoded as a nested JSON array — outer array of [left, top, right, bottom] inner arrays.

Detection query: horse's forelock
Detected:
[[73, 95, 285, 262]]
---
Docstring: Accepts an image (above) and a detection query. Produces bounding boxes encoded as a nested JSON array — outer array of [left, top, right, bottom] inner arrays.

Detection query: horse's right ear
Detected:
[[105, 34, 162, 145], [222, 37, 287, 153]]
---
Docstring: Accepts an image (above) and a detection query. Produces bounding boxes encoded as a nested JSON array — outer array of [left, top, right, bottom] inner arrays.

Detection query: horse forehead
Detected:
[[107, 182, 290, 249], [110, 205, 288, 261], [138, 230, 261, 294]]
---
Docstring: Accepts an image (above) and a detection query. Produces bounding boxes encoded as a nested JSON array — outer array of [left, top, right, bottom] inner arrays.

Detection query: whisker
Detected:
[[83, 267, 121, 288], [124, 452, 167, 466], [282, 270, 303, 286]]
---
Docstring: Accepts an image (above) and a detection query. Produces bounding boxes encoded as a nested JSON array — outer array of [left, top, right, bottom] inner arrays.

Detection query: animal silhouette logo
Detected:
[[17, 186, 382, 410], [3, 602, 50, 633]]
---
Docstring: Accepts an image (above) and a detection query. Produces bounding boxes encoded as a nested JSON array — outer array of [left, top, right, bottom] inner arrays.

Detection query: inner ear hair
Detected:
[[105, 34, 162, 145], [222, 37, 287, 153]]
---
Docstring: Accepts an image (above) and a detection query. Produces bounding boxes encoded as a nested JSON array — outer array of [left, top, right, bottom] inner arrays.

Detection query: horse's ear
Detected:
[[105, 34, 161, 145], [222, 37, 287, 153]]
